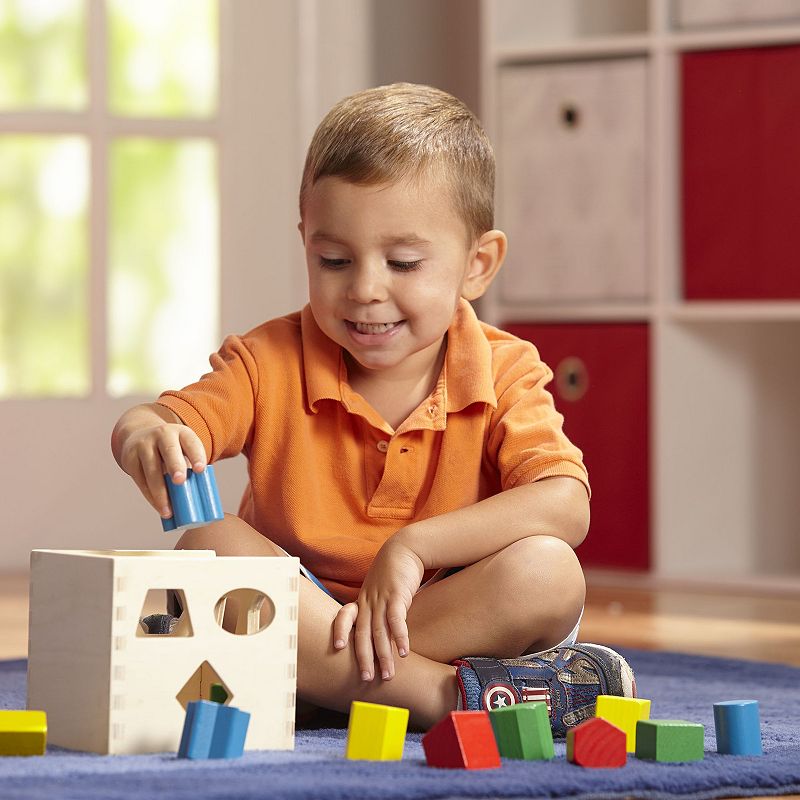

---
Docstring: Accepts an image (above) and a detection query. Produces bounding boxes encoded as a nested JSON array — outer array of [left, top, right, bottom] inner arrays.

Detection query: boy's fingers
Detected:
[[140, 452, 172, 517], [332, 603, 357, 649], [158, 437, 189, 483], [386, 601, 410, 658], [353, 609, 375, 681], [178, 428, 207, 472], [371, 620, 395, 680], [129, 462, 159, 513]]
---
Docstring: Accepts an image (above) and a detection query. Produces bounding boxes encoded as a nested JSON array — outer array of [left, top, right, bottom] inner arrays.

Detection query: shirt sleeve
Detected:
[[156, 334, 260, 463], [486, 342, 590, 497]]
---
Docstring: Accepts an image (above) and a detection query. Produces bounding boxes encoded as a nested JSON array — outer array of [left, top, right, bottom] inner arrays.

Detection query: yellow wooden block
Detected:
[[0, 710, 47, 756], [345, 701, 409, 761], [595, 696, 651, 752]]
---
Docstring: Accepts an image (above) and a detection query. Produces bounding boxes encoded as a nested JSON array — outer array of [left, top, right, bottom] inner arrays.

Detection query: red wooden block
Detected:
[[567, 717, 627, 768], [422, 711, 501, 770]]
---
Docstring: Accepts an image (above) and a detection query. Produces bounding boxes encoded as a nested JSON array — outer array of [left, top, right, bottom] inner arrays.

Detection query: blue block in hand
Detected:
[[162, 464, 224, 532], [713, 700, 763, 756], [209, 705, 250, 759]]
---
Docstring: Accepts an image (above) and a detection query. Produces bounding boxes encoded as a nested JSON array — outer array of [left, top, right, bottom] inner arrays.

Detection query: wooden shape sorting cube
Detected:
[[345, 701, 409, 761], [635, 720, 705, 762], [713, 700, 763, 756], [27, 549, 299, 755], [162, 465, 224, 532], [595, 695, 651, 752], [567, 717, 627, 768], [489, 702, 554, 760], [422, 711, 500, 770], [0, 710, 47, 756]]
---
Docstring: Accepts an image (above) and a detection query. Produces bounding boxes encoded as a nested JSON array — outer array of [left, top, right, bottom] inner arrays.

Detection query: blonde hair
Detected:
[[299, 83, 495, 242]]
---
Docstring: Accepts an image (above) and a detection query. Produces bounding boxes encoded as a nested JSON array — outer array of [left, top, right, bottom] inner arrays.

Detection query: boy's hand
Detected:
[[119, 423, 207, 518], [332, 536, 424, 682]]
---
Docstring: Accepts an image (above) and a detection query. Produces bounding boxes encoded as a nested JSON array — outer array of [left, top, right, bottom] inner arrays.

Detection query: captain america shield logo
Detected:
[[482, 681, 521, 710]]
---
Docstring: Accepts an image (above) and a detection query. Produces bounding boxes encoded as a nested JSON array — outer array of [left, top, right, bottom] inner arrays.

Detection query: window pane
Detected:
[[0, 0, 86, 110], [108, 0, 218, 117], [108, 138, 218, 397], [0, 136, 89, 396]]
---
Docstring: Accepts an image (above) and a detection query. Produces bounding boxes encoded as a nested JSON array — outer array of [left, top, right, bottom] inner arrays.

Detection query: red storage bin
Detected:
[[504, 322, 650, 571], [682, 45, 800, 300]]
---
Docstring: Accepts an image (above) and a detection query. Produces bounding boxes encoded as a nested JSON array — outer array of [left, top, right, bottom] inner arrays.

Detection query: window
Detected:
[[0, 0, 219, 397]]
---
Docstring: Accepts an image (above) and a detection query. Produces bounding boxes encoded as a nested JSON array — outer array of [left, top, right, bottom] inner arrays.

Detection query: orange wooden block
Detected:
[[567, 717, 627, 768], [422, 711, 501, 770]]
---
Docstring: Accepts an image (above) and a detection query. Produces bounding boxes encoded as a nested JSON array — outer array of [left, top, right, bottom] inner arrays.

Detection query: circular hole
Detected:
[[214, 588, 275, 635]]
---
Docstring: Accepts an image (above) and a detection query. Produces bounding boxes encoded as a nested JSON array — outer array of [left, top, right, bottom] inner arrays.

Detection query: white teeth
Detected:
[[353, 321, 400, 334]]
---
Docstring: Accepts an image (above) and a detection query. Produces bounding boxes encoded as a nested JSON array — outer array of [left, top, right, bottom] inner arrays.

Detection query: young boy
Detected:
[[111, 83, 635, 733]]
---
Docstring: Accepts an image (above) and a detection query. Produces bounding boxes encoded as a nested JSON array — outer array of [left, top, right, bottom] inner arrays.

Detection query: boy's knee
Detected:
[[498, 536, 585, 610], [174, 513, 286, 558]]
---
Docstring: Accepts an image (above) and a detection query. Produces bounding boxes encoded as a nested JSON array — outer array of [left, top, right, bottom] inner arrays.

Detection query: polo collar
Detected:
[[443, 298, 498, 413], [301, 299, 498, 418]]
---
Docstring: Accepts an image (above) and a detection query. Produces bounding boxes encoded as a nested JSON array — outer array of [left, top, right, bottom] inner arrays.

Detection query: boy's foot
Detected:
[[453, 643, 636, 738], [139, 613, 179, 635]]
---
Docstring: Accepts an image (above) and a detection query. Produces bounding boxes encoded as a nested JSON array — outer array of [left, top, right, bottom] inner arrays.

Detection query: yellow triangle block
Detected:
[[595, 696, 651, 752], [345, 701, 409, 761]]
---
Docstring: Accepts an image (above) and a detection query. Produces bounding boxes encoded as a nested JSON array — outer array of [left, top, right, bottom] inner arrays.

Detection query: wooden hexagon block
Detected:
[[567, 717, 627, 768], [489, 702, 554, 760]]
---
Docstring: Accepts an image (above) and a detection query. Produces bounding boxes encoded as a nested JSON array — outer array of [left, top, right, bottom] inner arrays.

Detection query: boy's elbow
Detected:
[[567, 496, 590, 549], [555, 480, 590, 549]]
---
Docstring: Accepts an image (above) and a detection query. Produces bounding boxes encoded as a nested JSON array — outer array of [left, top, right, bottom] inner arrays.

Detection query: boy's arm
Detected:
[[397, 476, 589, 569], [335, 476, 588, 683]]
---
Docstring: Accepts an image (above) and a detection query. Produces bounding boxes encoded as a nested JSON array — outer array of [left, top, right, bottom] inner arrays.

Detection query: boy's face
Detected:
[[299, 175, 485, 383]]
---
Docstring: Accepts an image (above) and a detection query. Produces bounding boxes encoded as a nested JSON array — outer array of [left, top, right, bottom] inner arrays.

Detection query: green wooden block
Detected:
[[635, 720, 705, 762], [489, 702, 554, 760], [209, 683, 229, 704]]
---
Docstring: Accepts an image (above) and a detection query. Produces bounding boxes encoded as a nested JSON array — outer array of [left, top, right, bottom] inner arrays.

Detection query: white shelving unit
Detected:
[[479, 0, 800, 582]]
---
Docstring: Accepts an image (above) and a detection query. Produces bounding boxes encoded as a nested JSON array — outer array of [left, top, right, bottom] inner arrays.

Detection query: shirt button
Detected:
[[376, 440, 389, 453]]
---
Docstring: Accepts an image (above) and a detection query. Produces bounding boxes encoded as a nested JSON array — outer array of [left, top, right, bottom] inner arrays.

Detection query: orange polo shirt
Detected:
[[157, 299, 589, 603]]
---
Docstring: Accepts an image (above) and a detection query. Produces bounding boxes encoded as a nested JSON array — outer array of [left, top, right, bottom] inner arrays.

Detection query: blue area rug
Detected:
[[2, 648, 799, 800]]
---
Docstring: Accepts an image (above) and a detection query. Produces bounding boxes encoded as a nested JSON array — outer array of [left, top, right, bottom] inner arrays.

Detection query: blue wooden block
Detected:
[[713, 700, 763, 756], [162, 464, 224, 532], [178, 700, 220, 759], [208, 705, 251, 759]]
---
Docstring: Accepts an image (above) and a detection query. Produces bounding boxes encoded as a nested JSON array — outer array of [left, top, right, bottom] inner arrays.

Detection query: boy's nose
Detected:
[[346, 262, 388, 304]]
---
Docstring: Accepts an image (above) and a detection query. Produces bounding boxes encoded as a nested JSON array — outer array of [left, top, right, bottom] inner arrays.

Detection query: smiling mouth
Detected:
[[348, 320, 403, 334]]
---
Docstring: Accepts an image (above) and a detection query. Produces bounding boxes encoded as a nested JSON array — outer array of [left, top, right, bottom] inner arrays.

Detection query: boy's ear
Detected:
[[297, 220, 305, 243], [461, 229, 507, 301]]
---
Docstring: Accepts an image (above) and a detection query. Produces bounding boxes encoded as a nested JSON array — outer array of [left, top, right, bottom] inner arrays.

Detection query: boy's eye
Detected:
[[319, 257, 348, 269], [389, 260, 422, 272]]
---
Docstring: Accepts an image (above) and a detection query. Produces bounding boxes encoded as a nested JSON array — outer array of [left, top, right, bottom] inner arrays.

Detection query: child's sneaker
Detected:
[[453, 643, 636, 738]]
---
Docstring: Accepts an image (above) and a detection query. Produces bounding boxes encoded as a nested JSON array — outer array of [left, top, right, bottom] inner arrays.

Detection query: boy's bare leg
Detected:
[[406, 534, 586, 663], [174, 515, 457, 729]]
